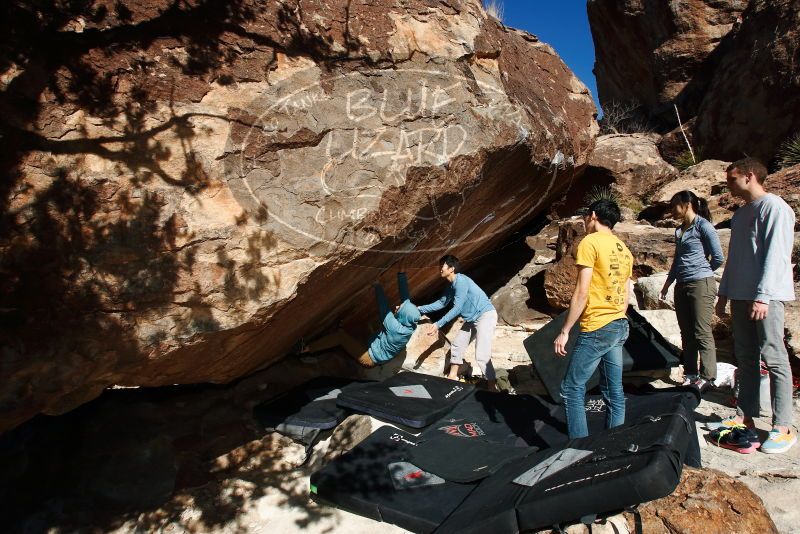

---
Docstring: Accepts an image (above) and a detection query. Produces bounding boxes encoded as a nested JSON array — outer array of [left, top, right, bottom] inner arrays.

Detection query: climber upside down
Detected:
[[299, 255, 498, 391]]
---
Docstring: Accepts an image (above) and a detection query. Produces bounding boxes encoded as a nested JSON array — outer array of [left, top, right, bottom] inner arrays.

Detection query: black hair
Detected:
[[670, 190, 712, 222], [439, 254, 460, 273], [587, 198, 621, 229]]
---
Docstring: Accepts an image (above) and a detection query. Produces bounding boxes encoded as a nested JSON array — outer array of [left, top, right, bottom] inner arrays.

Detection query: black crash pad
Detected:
[[253, 377, 370, 447], [537, 386, 702, 468], [524, 307, 681, 402], [436, 402, 694, 533], [409, 388, 701, 484], [336, 372, 474, 428], [407, 391, 555, 482], [310, 426, 477, 534]]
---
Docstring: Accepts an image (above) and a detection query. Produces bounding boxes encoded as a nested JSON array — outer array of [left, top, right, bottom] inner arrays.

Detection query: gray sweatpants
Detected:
[[731, 300, 794, 427], [449, 309, 498, 381]]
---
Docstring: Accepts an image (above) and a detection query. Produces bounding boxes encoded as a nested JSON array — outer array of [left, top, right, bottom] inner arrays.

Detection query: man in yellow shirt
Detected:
[[554, 199, 633, 438]]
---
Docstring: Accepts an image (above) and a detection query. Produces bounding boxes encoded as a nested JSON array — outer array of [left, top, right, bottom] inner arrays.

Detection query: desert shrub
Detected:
[[775, 132, 800, 169], [598, 101, 655, 135]]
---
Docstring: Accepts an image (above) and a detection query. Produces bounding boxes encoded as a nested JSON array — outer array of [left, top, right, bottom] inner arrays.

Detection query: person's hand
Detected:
[[394, 305, 400, 313], [554, 330, 569, 357], [659, 281, 671, 301], [715, 297, 728, 318], [427, 323, 439, 337], [750, 301, 769, 321]]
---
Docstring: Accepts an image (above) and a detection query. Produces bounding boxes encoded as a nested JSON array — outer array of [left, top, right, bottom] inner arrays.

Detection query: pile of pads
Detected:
[[254, 370, 700, 533]]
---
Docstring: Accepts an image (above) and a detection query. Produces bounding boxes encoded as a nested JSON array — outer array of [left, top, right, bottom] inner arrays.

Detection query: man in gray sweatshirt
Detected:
[[713, 157, 796, 454]]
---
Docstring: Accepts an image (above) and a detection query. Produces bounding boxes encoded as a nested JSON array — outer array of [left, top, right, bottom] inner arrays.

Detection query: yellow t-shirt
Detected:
[[575, 232, 633, 332]]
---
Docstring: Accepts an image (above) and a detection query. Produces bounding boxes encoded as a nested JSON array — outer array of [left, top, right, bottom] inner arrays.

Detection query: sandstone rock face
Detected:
[[650, 162, 799, 230], [628, 467, 778, 534], [636, 268, 726, 311], [0, 1, 597, 432], [784, 281, 800, 362], [693, 0, 800, 162], [652, 160, 729, 202], [560, 134, 677, 218], [491, 276, 550, 328], [588, 0, 747, 122], [635, 273, 674, 310], [590, 0, 800, 163]]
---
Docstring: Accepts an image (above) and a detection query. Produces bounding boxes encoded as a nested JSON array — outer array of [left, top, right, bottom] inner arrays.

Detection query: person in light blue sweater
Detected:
[[659, 190, 725, 391], [301, 273, 420, 367], [711, 158, 796, 454], [418, 255, 498, 391]]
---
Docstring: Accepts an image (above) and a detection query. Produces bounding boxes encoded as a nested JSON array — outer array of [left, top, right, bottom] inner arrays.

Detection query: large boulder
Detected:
[[650, 162, 799, 229], [0, 1, 597, 432], [583, 134, 677, 209], [491, 268, 551, 328], [627, 467, 778, 534]]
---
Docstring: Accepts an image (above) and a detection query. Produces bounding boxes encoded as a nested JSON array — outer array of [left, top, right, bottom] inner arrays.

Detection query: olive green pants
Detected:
[[674, 277, 717, 380]]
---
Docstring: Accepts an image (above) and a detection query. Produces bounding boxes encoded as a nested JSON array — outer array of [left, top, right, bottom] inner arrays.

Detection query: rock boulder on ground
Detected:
[[628, 467, 778, 534], [761, 164, 800, 231], [562, 134, 677, 218], [649, 160, 734, 224], [585, 134, 677, 208]]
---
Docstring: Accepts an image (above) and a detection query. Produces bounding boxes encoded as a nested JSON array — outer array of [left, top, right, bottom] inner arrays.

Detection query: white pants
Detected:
[[449, 309, 497, 380]]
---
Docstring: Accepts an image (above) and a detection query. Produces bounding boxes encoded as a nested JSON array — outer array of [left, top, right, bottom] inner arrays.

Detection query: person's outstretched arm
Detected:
[[554, 266, 592, 356], [433, 276, 467, 329], [397, 272, 410, 301], [418, 287, 452, 315]]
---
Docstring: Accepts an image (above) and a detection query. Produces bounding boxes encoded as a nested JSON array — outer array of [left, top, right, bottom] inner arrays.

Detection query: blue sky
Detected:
[[499, 1, 599, 110]]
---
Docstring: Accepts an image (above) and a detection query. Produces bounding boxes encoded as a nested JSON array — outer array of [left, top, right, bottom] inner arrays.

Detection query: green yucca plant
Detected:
[[673, 146, 705, 171], [775, 132, 800, 169], [584, 185, 618, 206]]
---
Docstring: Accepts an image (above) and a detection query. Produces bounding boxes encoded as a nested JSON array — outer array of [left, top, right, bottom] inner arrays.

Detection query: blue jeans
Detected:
[[560, 318, 629, 439]]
